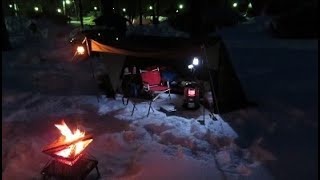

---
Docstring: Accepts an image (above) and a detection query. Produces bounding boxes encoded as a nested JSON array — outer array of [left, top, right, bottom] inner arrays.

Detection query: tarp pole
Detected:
[[78, 0, 84, 29], [201, 44, 220, 115], [89, 58, 100, 103], [86, 38, 99, 103]]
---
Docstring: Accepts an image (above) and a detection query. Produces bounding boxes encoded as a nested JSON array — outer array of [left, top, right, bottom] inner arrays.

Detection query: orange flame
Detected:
[[54, 120, 92, 158]]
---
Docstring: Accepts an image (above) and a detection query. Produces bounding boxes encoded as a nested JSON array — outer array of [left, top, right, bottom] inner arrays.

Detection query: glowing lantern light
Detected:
[[77, 46, 85, 55], [149, 6, 153, 10], [57, 8, 62, 13], [233, 3, 238, 7], [179, 4, 184, 9], [192, 57, 199, 66], [9, 4, 13, 8], [183, 84, 200, 109], [248, 3, 252, 8], [34, 6, 39, 12], [188, 64, 194, 69]]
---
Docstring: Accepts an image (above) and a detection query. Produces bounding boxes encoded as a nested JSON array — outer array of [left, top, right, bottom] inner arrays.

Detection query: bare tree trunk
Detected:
[[152, 0, 156, 24], [77, 0, 84, 28], [190, 0, 203, 37], [100, 0, 114, 16], [128, 0, 135, 22], [155, 0, 159, 24], [138, 0, 142, 25], [73, 0, 78, 18], [2, 10, 11, 51], [250, 0, 269, 16]]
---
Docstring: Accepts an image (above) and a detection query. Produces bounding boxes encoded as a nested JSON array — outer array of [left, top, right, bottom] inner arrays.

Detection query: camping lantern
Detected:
[[183, 83, 200, 109], [76, 45, 85, 55]]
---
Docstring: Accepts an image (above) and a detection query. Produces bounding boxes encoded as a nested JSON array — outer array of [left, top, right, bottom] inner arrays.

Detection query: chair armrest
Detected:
[[142, 82, 150, 91]]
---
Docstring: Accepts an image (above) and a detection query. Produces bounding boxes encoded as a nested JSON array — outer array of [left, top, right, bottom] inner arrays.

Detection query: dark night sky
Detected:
[[2, 0, 317, 16]]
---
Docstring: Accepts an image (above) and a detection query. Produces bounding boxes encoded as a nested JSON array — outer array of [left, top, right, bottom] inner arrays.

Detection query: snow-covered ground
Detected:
[[2, 17, 274, 180], [217, 16, 318, 180]]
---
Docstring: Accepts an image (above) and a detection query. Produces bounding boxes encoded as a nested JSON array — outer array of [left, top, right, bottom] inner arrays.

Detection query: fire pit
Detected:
[[41, 120, 100, 179]]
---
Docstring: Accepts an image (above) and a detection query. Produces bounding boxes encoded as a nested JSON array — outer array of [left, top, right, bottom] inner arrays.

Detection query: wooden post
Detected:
[[152, 0, 155, 24], [78, 0, 84, 28], [156, 0, 159, 24], [139, 0, 142, 25], [1, 9, 11, 50]]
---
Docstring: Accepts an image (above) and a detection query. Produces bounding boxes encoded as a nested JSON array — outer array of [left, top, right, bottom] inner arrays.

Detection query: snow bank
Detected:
[[5, 16, 48, 46], [215, 15, 316, 180], [5, 16, 73, 48], [126, 22, 190, 38], [2, 92, 272, 179]]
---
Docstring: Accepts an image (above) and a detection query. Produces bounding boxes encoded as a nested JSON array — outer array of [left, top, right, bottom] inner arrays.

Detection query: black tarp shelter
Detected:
[[85, 36, 249, 114]]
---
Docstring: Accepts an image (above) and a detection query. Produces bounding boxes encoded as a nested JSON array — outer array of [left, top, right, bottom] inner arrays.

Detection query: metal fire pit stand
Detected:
[[41, 153, 100, 180]]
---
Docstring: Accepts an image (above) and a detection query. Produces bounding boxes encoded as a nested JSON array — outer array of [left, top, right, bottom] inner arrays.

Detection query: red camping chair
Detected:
[[135, 67, 171, 116]]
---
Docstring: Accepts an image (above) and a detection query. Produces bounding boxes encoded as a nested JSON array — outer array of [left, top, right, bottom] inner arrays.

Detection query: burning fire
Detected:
[[54, 121, 92, 158]]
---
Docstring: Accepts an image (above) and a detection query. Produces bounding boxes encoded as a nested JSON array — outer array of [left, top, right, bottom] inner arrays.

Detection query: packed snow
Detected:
[[216, 16, 317, 179], [2, 17, 274, 180], [126, 22, 190, 38]]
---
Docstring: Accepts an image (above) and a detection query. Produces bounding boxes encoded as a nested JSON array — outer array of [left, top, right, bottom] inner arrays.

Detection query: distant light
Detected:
[[9, 4, 13, 8], [233, 3, 238, 7], [65, 0, 71, 5], [34, 6, 39, 12], [116, 37, 119, 41], [94, 6, 97, 10], [122, 8, 126, 12], [248, 3, 252, 8], [179, 4, 183, 9], [188, 64, 194, 69], [57, 8, 62, 13], [13, 3, 18, 11], [98, 33, 101, 36], [176, 10, 179, 13], [149, 6, 153, 10], [192, 57, 199, 66], [113, 8, 115, 10], [77, 46, 85, 55]]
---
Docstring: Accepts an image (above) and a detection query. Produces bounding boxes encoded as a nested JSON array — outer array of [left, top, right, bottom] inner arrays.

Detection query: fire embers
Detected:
[[42, 120, 93, 166]]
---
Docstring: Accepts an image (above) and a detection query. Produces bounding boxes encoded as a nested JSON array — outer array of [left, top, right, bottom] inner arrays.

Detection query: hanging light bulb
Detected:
[[188, 64, 194, 69], [192, 57, 199, 66], [76, 46, 85, 55]]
